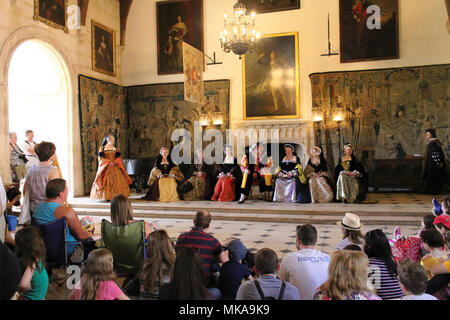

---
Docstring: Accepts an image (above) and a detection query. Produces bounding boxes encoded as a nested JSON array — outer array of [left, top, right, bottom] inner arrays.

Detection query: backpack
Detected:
[[253, 279, 286, 300]]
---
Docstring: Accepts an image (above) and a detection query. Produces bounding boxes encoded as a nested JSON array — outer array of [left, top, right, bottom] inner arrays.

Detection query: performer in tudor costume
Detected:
[[422, 129, 447, 195], [211, 144, 242, 202], [238, 143, 273, 204], [142, 147, 184, 201], [334, 144, 366, 203], [304, 146, 334, 204], [179, 149, 214, 201], [90, 134, 132, 200], [273, 144, 310, 203]]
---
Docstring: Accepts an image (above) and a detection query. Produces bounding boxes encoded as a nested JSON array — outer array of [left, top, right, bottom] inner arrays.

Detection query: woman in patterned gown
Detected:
[[334, 144, 365, 203], [142, 147, 184, 201], [90, 134, 132, 200], [304, 146, 334, 203], [272, 144, 310, 203]]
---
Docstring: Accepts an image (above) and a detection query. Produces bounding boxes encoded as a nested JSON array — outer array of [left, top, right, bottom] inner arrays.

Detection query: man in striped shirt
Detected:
[[176, 211, 228, 286]]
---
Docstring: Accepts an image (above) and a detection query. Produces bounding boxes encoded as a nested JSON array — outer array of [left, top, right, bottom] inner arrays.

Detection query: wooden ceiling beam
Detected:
[[119, 0, 133, 46]]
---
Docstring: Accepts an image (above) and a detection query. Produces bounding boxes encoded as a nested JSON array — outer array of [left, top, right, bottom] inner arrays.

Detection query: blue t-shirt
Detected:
[[219, 262, 251, 300], [33, 202, 78, 254]]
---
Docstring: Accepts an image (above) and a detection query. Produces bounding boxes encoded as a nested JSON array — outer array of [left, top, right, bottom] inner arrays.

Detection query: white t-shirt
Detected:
[[21, 140, 36, 156], [400, 294, 437, 300], [278, 248, 331, 300]]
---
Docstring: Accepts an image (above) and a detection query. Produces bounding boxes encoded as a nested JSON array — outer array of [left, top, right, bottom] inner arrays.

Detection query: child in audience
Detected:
[[433, 214, 450, 250], [139, 230, 175, 300], [69, 248, 130, 300], [417, 214, 438, 256], [15, 227, 49, 300], [219, 239, 253, 300], [313, 250, 380, 300], [397, 259, 437, 300], [420, 229, 449, 279]]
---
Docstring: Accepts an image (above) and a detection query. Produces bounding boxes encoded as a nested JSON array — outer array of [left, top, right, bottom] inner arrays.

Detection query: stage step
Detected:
[[71, 203, 424, 226]]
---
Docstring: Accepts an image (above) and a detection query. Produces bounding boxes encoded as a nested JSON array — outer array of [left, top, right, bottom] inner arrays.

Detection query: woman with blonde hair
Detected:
[[110, 194, 155, 239], [313, 250, 381, 300], [69, 248, 130, 300], [139, 229, 176, 300]]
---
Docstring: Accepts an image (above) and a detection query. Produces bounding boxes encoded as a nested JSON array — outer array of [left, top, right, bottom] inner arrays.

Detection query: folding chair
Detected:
[[101, 219, 147, 297], [31, 217, 81, 300]]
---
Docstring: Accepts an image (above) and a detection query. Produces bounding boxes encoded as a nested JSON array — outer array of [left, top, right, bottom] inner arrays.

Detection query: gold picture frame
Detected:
[[91, 20, 117, 77], [243, 32, 300, 120], [33, 0, 69, 33]]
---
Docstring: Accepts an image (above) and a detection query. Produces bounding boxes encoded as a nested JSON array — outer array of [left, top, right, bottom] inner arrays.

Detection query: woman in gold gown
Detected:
[[334, 144, 365, 203], [90, 134, 132, 200], [304, 146, 334, 203]]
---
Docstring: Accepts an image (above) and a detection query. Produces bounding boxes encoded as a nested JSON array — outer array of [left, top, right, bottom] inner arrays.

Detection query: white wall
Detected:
[[122, 0, 450, 125], [0, 0, 122, 195]]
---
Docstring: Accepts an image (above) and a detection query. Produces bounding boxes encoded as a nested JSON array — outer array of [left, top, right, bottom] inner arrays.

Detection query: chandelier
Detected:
[[220, 0, 260, 59]]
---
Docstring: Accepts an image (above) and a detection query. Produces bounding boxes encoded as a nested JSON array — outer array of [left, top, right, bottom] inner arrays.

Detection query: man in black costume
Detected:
[[422, 129, 447, 195]]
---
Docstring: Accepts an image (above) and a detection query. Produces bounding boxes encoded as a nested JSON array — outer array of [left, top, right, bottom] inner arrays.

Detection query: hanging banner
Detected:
[[183, 41, 204, 104]]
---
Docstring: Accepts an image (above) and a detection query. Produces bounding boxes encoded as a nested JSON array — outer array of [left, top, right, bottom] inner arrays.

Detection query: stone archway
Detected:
[[0, 26, 83, 197]]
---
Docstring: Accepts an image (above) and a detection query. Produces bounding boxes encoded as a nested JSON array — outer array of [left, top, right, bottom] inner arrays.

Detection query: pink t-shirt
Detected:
[[72, 280, 123, 300]]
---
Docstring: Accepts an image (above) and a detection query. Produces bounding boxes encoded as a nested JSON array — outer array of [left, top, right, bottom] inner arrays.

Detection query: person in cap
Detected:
[[218, 239, 253, 299], [421, 129, 447, 195], [304, 146, 334, 203], [273, 144, 310, 203], [433, 214, 450, 250], [431, 197, 449, 216], [238, 143, 273, 204], [335, 213, 365, 251], [334, 143, 366, 203], [211, 145, 242, 202], [142, 146, 184, 201]]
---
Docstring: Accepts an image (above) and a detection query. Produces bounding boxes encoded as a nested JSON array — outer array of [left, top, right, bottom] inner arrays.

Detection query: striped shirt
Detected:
[[335, 237, 364, 251], [368, 258, 403, 300], [176, 228, 223, 275]]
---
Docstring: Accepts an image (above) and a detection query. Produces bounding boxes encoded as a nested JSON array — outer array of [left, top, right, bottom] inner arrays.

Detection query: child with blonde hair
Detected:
[[69, 248, 130, 300]]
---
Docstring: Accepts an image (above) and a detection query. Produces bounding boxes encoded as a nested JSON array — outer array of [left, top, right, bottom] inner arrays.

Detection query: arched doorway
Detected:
[[8, 40, 71, 192]]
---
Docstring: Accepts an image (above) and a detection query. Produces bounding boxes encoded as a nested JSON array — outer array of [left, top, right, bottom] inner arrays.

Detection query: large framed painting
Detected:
[[33, 0, 68, 33], [91, 21, 116, 77], [243, 32, 300, 120], [339, 0, 399, 63], [156, 0, 204, 75], [242, 0, 300, 14]]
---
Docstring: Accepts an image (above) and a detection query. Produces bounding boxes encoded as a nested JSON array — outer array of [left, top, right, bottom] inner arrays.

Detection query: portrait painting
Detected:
[[33, 0, 68, 32], [243, 32, 300, 120], [241, 0, 300, 14], [339, 0, 399, 63], [91, 21, 116, 77], [157, 0, 204, 75]]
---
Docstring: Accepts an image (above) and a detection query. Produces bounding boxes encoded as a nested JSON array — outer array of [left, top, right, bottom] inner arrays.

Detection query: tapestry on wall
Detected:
[[78, 75, 129, 194], [127, 80, 230, 159], [310, 64, 450, 169]]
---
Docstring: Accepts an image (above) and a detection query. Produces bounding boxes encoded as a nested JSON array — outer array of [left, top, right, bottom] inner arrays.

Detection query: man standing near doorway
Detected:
[[422, 129, 447, 195], [20, 130, 39, 168], [21, 130, 39, 168]]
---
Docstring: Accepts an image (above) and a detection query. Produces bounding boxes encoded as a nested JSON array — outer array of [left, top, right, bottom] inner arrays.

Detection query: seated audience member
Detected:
[[159, 246, 215, 300], [418, 214, 438, 256], [176, 211, 227, 287], [22, 141, 60, 217], [0, 241, 22, 300], [335, 213, 365, 251], [69, 248, 130, 300], [0, 174, 7, 243], [433, 214, 450, 250], [314, 250, 381, 300], [219, 239, 253, 300], [397, 259, 437, 300], [4, 187, 21, 247], [139, 230, 175, 300], [420, 229, 448, 279], [15, 227, 48, 300], [21, 130, 39, 168], [110, 194, 155, 239], [364, 229, 404, 300], [236, 248, 300, 300], [9, 132, 28, 182], [33, 179, 94, 258], [432, 197, 449, 216], [278, 224, 330, 300], [426, 261, 450, 299]]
